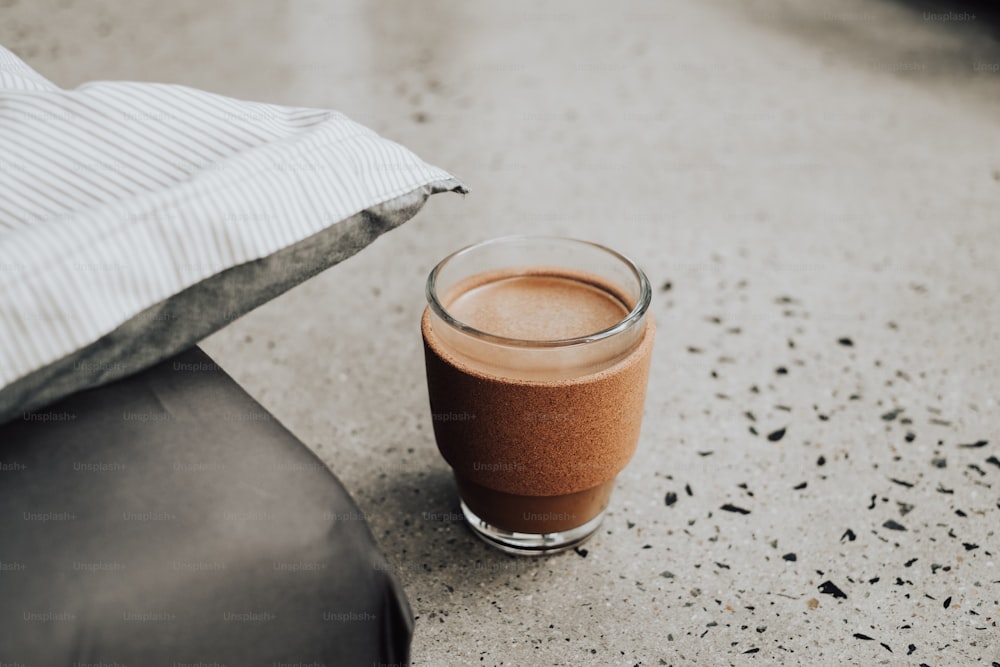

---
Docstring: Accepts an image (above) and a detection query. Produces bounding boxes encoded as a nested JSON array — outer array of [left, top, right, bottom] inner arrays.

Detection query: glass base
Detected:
[[460, 500, 606, 556]]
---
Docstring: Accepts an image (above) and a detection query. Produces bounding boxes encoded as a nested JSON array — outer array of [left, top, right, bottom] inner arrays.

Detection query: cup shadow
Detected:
[[359, 464, 581, 591]]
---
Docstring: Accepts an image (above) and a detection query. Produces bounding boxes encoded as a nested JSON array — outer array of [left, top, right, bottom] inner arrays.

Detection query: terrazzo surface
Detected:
[[3, 0, 998, 664]]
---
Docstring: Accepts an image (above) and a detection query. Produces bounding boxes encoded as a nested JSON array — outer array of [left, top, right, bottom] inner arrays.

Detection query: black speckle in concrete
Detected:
[[573, 547, 588, 558], [943, 596, 952, 608], [775, 366, 788, 375], [818, 581, 847, 599], [743, 648, 760, 654], [931, 458, 947, 468], [793, 481, 807, 490], [936, 484, 954, 494], [905, 432, 916, 442], [782, 552, 797, 561], [962, 543, 979, 551], [661, 280, 672, 292], [720, 504, 751, 515], [907, 644, 917, 655], [664, 491, 678, 506], [841, 528, 857, 542], [659, 570, 674, 579], [853, 633, 873, 640], [880, 642, 893, 653], [904, 558, 918, 567], [767, 428, 786, 442], [882, 520, 907, 531], [685, 484, 693, 497], [881, 409, 902, 421], [817, 455, 826, 466], [837, 337, 854, 346], [958, 439, 988, 448], [890, 478, 914, 488]]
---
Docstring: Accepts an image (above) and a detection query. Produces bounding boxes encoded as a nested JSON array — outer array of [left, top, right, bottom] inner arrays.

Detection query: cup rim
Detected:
[[425, 235, 652, 348]]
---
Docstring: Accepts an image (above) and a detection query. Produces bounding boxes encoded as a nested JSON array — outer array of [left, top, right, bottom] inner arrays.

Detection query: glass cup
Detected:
[[421, 236, 654, 555]]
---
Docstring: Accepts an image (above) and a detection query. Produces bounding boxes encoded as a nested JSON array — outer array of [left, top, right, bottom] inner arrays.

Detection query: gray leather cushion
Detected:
[[0, 346, 411, 665]]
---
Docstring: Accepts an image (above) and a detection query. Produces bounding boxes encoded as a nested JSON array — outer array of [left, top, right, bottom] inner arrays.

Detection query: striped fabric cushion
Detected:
[[0, 45, 465, 423]]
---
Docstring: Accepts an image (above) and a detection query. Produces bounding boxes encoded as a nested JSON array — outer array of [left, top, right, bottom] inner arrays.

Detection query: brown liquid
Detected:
[[447, 274, 628, 341], [423, 268, 655, 534]]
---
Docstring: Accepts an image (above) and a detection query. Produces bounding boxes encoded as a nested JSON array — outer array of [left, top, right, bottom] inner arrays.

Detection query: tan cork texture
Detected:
[[422, 310, 655, 497]]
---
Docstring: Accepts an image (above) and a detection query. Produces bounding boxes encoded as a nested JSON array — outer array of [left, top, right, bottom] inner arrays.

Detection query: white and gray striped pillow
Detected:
[[0, 45, 465, 423]]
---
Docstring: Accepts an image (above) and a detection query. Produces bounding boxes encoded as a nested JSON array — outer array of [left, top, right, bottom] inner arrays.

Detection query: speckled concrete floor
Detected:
[[5, 0, 998, 664]]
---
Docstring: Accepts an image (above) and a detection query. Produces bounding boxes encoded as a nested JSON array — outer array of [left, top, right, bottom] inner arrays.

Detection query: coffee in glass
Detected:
[[422, 236, 654, 555]]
